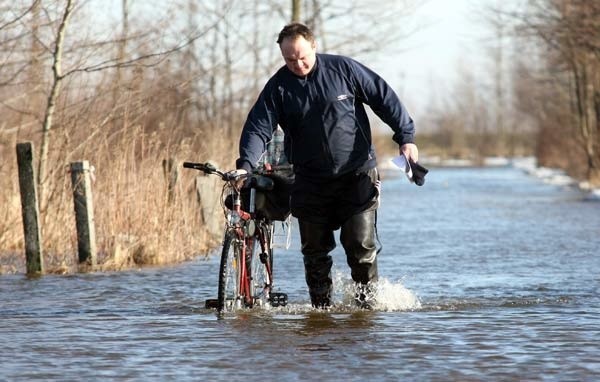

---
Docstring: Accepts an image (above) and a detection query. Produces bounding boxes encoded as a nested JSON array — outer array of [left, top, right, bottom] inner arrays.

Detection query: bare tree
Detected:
[[112, 0, 129, 106], [292, 0, 301, 22], [510, 0, 600, 184], [306, 0, 423, 57], [37, 0, 74, 202]]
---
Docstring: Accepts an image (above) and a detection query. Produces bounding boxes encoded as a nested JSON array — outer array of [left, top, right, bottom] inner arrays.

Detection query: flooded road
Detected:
[[1, 165, 599, 381]]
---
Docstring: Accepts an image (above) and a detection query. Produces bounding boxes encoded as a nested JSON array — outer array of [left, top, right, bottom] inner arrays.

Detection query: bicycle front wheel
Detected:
[[217, 230, 243, 312]]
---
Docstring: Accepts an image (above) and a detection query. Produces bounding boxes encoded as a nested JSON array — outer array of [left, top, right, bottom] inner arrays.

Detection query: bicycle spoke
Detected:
[[218, 231, 243, 312]]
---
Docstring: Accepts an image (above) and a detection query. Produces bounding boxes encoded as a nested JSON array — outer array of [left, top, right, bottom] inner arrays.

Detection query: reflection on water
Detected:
[[1, 167, 600, 381], [295, 311, 376, 334]]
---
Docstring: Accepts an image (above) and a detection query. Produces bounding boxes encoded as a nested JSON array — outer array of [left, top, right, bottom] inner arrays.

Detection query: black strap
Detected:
[[374, 209, 382, 255]]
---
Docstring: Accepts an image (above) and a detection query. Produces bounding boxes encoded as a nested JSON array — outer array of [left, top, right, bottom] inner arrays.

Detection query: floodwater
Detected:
[[1, 165, 599, 381]]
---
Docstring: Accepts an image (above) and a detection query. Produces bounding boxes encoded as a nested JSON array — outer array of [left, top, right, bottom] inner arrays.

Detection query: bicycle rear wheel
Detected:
[[217, 230, 243, 312], [250, 224, 273, 306]]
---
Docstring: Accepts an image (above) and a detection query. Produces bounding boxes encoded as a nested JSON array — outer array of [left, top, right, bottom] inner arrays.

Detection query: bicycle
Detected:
[[183, 161, 291, 313]]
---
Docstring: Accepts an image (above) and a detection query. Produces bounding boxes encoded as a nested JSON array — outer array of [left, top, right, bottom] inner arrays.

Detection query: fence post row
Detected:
[[16, 142, 44, 275], [70, 161, 97, 269]]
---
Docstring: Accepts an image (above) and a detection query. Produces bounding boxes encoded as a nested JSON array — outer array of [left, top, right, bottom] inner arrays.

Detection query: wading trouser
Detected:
[[292, 167, 380, 307], [299, 209, 378, 307]]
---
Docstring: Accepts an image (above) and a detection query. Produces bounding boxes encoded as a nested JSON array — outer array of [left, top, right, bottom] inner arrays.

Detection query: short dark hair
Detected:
[[276, 23, 315, 44]]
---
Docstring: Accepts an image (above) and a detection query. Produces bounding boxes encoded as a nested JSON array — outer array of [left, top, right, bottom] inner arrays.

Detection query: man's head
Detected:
[[277, 23, 317, 77]]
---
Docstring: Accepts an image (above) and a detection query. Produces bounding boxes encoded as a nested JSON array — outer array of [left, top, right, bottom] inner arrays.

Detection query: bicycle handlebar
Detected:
[[186, 161, 279, 192], [182, 162, 239, 181], [182, 161, 214, 171]]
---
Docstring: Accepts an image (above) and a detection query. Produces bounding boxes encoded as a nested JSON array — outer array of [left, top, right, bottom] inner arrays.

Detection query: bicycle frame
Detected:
[[225, 186, 268, 306]]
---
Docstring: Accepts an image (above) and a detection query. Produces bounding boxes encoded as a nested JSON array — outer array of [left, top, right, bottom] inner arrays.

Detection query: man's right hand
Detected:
[[226, 169, 248, 190]]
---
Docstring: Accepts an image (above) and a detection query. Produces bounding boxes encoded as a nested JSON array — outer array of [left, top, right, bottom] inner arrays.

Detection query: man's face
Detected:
[[280, 36, 316, 77]]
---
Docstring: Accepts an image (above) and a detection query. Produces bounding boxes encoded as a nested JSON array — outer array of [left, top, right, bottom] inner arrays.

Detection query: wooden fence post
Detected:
[[16, 142, 44, 275], [70, 161, 97, 269], [195, 174, 222, 237], [162, 157, 179, 204]]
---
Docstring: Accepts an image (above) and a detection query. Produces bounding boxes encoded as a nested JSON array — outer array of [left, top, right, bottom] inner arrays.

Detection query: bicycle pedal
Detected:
[[205, 299, 219, 309], [259, 252, 269, 264], [269, 293, 288, 307]]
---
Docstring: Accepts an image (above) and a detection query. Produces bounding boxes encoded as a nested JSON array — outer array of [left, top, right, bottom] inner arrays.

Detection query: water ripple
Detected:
[[2, 167, 600, 381]]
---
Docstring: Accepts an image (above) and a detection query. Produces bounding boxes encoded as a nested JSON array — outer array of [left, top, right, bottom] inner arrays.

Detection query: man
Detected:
[[233, 23, 418, 309]]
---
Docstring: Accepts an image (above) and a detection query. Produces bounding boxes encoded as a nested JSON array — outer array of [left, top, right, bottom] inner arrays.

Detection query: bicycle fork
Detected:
[[238, 235, 253, 307], [241, 234, 271, 307]]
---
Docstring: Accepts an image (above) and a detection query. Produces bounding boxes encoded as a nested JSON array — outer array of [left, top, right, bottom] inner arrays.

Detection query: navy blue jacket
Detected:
[[236, 53, 415, 178]]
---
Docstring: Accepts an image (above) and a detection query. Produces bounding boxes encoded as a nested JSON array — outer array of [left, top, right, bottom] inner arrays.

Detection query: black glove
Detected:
[[409, 158, 429, 186]]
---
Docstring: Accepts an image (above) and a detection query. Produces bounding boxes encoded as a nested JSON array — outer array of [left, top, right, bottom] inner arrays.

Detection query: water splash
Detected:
[[371, 278, 422, 311], [210, 271, 422, 315], [333, 272, 422, 312]]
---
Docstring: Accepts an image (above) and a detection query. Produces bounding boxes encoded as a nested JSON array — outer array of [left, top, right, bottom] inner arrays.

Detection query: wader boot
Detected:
[[340, 209, 378, 309], [299, 220, 335, 308]]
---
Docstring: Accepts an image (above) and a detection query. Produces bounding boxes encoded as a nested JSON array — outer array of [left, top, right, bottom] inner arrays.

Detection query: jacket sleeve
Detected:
[[349, 58, 415, 145], [235, 77, 280, 171]]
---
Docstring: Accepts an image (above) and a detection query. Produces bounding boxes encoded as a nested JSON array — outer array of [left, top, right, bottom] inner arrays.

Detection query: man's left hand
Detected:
[[400, 143, 419, 162]]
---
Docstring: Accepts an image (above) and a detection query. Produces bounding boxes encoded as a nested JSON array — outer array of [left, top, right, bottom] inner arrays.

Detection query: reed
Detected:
[[0, 80, 240, 275]]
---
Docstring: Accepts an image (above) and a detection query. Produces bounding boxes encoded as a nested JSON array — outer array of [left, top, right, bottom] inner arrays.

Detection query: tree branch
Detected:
[[61, 18, 227, 78], [0, 0, 41, 31]]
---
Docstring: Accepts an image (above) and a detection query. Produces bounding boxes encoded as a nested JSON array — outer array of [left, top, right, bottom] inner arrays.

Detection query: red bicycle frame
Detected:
[[230, 187, 271, 307]]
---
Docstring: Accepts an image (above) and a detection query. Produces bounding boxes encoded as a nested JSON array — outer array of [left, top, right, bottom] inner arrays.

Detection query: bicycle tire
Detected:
[[217, 230, 243, 312], [250, 223, 273, 306]]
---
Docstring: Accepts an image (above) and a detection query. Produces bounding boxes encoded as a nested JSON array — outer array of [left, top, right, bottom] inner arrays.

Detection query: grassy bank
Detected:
[[1, 121, 238, 275]]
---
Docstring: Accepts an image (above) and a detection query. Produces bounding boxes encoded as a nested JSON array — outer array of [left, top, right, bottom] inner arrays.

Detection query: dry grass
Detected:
[[0, 80, 240, 275], [1, 124, 235, 274]]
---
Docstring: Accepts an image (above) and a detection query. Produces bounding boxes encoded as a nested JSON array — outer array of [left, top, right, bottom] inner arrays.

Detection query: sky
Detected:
[[375, 0, 499, 120]]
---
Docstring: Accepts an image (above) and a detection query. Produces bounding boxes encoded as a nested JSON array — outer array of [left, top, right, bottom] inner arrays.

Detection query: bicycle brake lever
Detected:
[[204, 162, 217, 172]]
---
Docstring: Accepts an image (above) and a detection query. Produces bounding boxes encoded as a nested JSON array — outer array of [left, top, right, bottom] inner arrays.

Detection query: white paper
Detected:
[[391, 155, 413, 182]]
